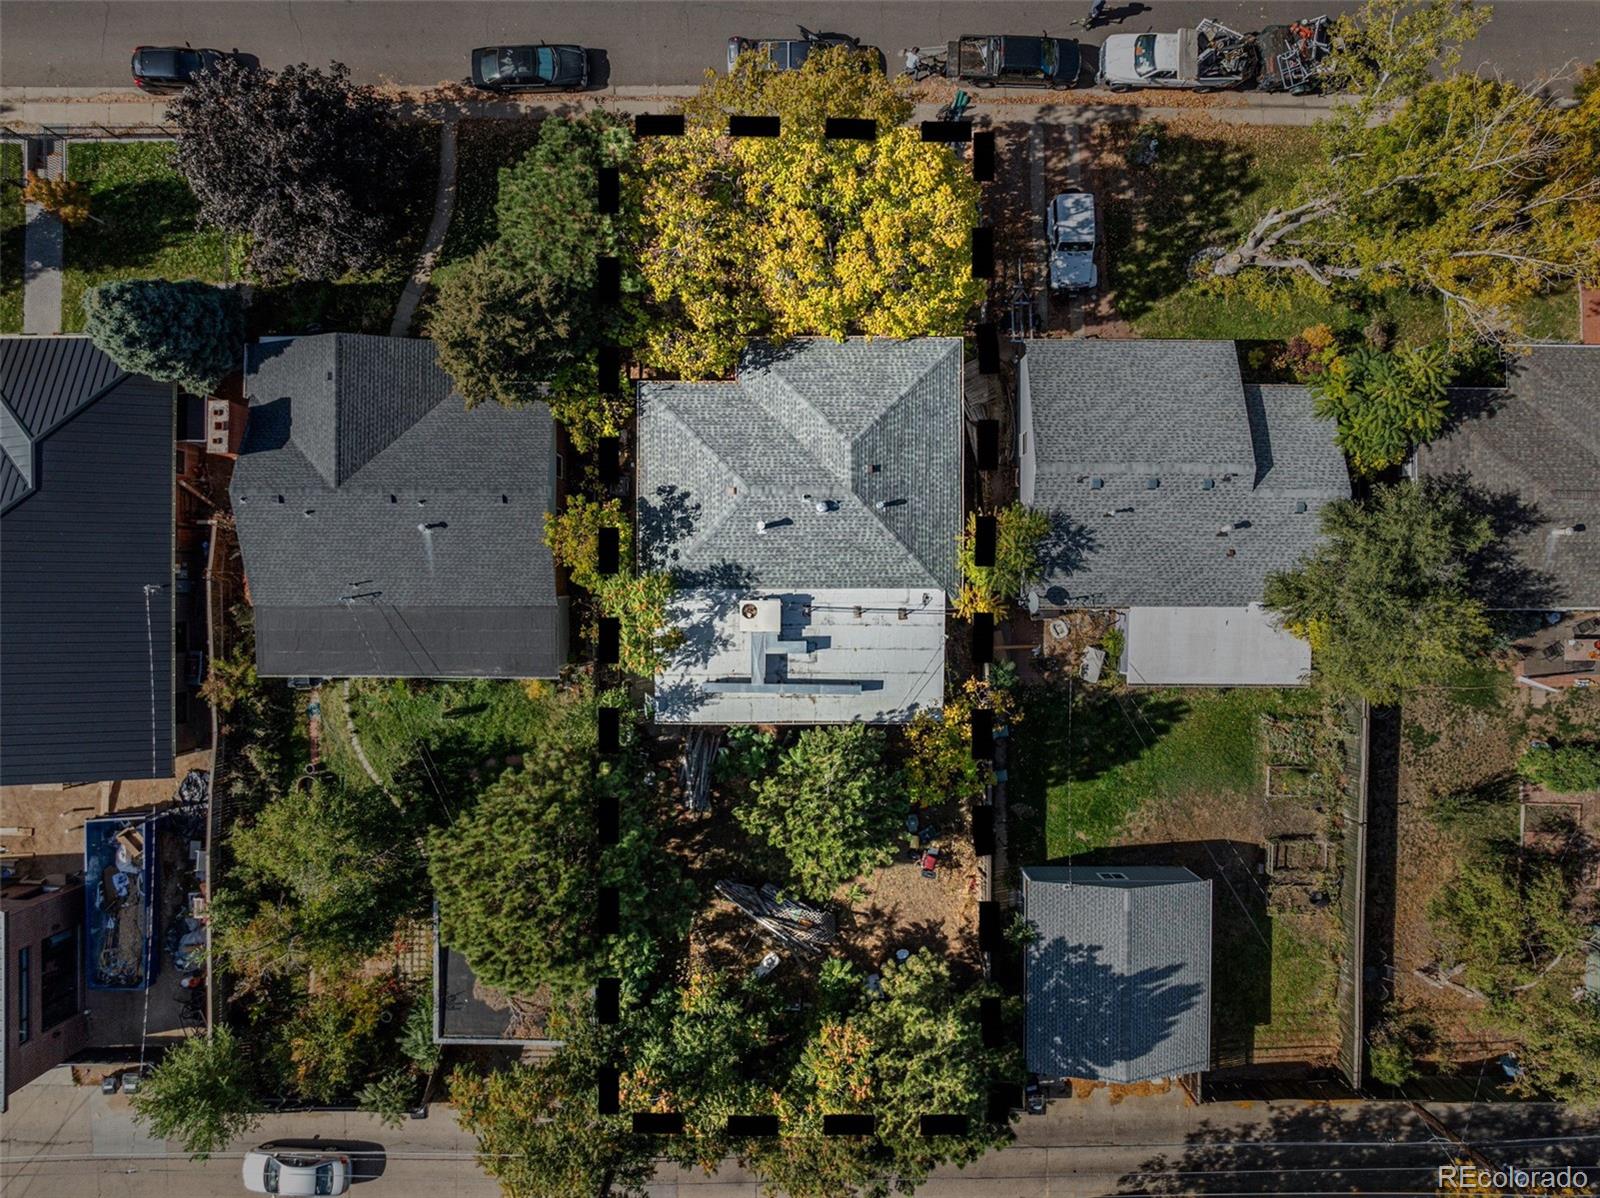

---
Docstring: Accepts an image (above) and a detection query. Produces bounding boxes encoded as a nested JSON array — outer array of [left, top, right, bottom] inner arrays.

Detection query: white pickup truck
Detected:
[[1096, 24, 1259, 92]]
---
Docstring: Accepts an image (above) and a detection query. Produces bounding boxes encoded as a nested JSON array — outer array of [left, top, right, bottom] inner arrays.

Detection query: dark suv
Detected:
[[470, 44, 589, 92], [130, 46, 239, 93], [950, 35, 1081, 88]]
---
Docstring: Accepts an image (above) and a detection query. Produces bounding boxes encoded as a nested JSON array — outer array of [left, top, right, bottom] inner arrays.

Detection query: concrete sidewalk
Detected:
[[19, 135, 62, 334]]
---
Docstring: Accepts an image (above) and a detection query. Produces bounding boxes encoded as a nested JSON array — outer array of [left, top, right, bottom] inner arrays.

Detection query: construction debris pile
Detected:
[[715, 880, 837, 955]]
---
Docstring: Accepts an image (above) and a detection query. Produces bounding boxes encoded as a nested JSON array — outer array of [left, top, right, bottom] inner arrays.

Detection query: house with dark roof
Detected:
[[637, 337, 963, 723], [1022, 865, 1212, 1084], [230, 335, 565, 679], [1, 337, 176, 786], [1018, 339, 1350, 687], [1413, 345, 1600, 611]]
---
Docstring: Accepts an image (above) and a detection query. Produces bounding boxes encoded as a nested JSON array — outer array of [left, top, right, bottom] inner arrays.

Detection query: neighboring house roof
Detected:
[[636, 337, 965, 595], [1415, 345, 1600, 610], [231, 335, 564, 678], [1020, 340, 1350, 609], [1, 337, 174, 785], [1023, 865, 1212, 1084]]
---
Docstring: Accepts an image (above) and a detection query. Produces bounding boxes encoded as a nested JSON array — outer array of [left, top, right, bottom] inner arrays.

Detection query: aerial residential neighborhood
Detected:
[[2, 2, 1599, 1197]]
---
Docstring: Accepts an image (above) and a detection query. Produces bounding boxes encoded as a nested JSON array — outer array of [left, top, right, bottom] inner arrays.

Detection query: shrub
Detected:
[[543, 496, 632, 593], [955, 505, 1052, 620], [283, 976, 400, 1103], [1368, 1019, 1423, 1087], [82, 279, 244, 397], [22, 172, 90, 225], [1518, 743, 1600, 793], [358, 1068, 417, 1129], [130, 1027, 262, 1159], [1310, 344, 1451, 474], [1274, 323, 1339, 381]]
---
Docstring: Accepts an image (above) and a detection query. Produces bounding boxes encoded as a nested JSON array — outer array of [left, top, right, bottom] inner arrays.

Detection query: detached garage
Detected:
[[1122, 605, 1311, 687]]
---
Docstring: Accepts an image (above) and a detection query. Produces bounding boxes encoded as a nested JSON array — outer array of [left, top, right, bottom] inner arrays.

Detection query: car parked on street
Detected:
[[242, 1147, 351, 1196], [946, 34, 1082, 88], [726, 27, 882, 73], [129, 45, 243, 93], [1046, 191, 1098, 291], [469, 43, 589, 92], [1096, 22, 1259, 92]]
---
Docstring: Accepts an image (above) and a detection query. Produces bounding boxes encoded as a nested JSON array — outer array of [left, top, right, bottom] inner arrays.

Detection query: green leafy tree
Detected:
[[955, 505, 1052, 619], [82, 279, 243, 397], [905, 678, 1020, 807], [1310, 345, 1450, 474], [198, 642, 260, 731], [1263, 482, 1494, 703], [427, 688, 691, 997], [225, 778, 428, 967], [1431, 853, 1583, 999], [1212, 3, 1600, 343], [451, 998, 655, 1198], [1517, 743, 1600, 793], [1502, 977, 1600, 1109], [130, 1027, 262, 1160], [595, 570, 681, 678], [401, 989, 442, 1074], [641, 48, 984, 378], [747, 951, 1015, 1197], [544, 496, 633, 593], [169, 59, 421, 279], [429, 249, 569, 408], [625, 967, 786, 1171], [737, 725, 906, 900]]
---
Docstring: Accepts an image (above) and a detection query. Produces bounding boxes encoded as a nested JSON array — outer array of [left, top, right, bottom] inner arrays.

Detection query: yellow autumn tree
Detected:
[[640, 47, 985, 378]]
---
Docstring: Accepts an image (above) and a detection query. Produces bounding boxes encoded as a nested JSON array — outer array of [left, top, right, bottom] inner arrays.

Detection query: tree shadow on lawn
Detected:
[[1099, 126, 1261, 323], [68, 176, 215, 274]]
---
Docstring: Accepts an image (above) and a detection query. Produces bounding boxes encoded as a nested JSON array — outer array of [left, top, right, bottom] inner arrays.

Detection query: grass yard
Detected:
[[435, 119, 544, 276], [1012, 685, 1318, 861], [0, 142, 23, 332], [62, 140, 234, 332], [325, 677, 565, 794]]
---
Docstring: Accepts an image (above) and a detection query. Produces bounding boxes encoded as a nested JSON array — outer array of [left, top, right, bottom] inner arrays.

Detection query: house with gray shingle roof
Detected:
[[637, 337, 963, 723], [2, 337, 176, 785], [1413, 345, 1600, 610], [231, 334, 565, 679], [1023, 865, 1212, 1084], [1018, 339, 1350, 687]]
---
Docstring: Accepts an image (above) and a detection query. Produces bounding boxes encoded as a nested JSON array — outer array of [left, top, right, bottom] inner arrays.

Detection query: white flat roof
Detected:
[[1123, 605, 1310, 687], [654, 588, 946, 724]]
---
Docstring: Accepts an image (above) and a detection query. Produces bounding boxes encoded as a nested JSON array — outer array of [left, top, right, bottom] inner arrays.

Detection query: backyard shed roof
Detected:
[[1022, 865, 1212, 1083], [1123, 605, 1311, 687], [1, 337, 174, 785], [231, 335, 564, 678], [1415, 345, 1600, 609], [1020, 341, 1349, 609]]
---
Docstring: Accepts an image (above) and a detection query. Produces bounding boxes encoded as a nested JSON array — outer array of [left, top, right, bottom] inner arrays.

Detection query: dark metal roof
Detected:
[[1, 339, 174, 786], [231, 335, 564, 679]]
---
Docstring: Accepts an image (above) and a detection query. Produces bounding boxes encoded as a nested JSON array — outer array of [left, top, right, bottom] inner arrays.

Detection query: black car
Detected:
[[130, 45, 237, 93], [950, 35, 1082, 88], [727, 26, 882, 73], [470, 44, 589, 92]]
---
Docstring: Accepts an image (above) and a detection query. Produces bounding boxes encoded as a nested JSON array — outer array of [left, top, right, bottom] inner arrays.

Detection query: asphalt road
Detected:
[[3, 1, 1599, 91]]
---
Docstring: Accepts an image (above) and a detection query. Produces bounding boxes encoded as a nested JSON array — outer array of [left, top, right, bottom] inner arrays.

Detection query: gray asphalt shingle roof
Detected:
[[1, 337, 174, 785], [1021, 340, 1349, 608], [231, 335, 564, 678], [1023, 865, 1212, 1083], [1416, 345, 1600, 609], [636, 338, 964, 595]]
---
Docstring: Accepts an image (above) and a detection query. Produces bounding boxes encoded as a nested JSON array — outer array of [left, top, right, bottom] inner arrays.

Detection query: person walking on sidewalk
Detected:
[[1086, 0, 1109, 29]]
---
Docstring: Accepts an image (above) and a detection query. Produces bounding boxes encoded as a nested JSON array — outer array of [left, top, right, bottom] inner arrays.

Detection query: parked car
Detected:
[[947, 35, 1081, 88], [1097, 22, 1259, 92], [129, 45, 241, 93], [1046, 191, 1098, 291], [242, 1147, 351, 1196], [469, 44, 589, 92], [727, 26, 881, 73]]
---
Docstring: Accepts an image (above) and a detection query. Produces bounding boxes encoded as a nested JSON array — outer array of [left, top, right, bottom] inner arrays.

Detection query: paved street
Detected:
[[3, 1, 1599, 93], [5, 1067, 1598, 1198]]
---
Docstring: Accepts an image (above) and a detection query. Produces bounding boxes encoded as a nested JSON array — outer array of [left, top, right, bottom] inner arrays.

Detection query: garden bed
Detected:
[[62, 140, 234, 332]]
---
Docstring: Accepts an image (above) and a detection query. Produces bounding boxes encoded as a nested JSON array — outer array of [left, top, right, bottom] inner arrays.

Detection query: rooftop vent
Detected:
[[814, 499, 837, 514], [1090, 477, 1104, 490], [303, 509, 315, 517], [898, 608, 909, 621], [274, 495, 284, 504], [853, 605, 864, 618], [417, 498, 427, 506], [1294, 500, 1308, 513], [1203, 478, 1215, 491], [1146, 478, 1160, 490], [1096, 871, 1128, 881], [389, 494, 397, 504], [1225, 547, 1237, 558], [737, 599, 782, 633], [726, 485, 738, 496], [867, 463, 881, 474]]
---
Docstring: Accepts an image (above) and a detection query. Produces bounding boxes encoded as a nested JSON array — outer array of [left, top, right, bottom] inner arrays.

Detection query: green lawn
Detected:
[[62, 140, 234, 332], [0, 142, 23, 332], [436, 120, 543, 272], [1213, 907, 1341, 1050], [1013, 685, 1315, 860], [328, 678, 563, 794]]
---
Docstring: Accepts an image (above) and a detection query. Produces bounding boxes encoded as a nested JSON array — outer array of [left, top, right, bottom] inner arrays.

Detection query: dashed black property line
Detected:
[[572, 104, 1018, 1137]]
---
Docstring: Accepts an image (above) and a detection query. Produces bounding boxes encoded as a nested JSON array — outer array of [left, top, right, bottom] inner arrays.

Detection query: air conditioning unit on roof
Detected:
[[738, 598, 782, 633]]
